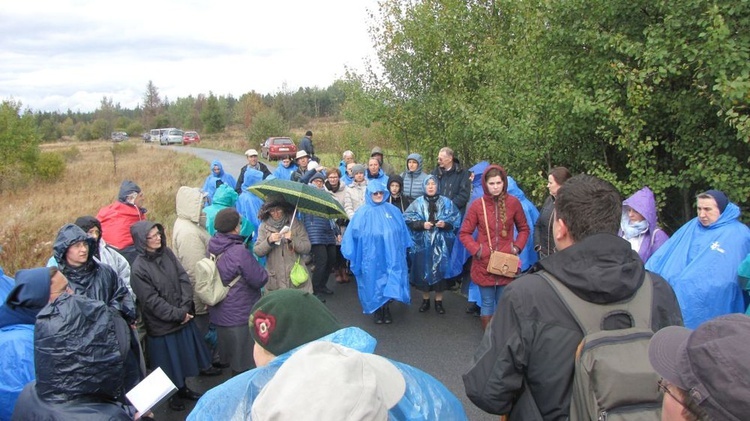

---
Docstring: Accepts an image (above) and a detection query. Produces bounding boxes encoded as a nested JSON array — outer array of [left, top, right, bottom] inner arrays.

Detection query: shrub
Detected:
[[60, 146, 81, 162], [34, 152, 66, 181]]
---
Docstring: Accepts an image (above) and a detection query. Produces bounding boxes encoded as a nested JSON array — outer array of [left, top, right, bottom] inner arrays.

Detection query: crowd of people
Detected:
[[1, 130, 749, 420]]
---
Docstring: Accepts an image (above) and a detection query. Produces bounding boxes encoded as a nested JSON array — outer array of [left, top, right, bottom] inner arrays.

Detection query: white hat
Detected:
[[251, 342, 406, 421], [295, 150, 309, 160], [307, 161, 319, 171], [245, 149, 259, 157]]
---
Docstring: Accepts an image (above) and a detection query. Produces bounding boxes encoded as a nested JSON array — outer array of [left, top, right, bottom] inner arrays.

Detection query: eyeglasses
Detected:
[[657, 378, 692, 414], [146, 232, 162, 241], [372, 192, 384, 196], [327, 176, 339, 180]]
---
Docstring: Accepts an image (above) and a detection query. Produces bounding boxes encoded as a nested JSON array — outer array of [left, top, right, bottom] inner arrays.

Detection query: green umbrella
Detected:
[[248, 178, 347, 219]]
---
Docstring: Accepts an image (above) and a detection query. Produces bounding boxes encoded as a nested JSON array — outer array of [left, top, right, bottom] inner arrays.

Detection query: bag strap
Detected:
[[481, 199, 494, 252], [538, 270, 653, 335], [210, 252, 242, 289]]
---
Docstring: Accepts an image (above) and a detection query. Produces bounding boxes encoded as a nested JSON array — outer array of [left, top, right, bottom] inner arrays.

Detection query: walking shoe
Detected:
[[319, 287, 335, 295], [466, 303, 481, 317], [177, 387, 203, 401], [199, 366, 222, 376], [374, 308, 384, 324], [313, 293, 326, 303], [383, 305, 393, 324], [435, 300, 445, 315], [212, 361, 230, 369], [168, 395, 185, 411], [418, 299, 430, 312]]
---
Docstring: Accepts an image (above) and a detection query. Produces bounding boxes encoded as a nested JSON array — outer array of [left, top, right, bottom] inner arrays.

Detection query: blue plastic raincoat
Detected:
[[187, 327, 467, 421], [646, 202, 750, 328], [236, 169, 266, 241], [202, 160, 237, 205], [272, 162, 297, 181], [404, 177, 461, 287], [341, 181, 412, 314], [204, 184, 254, 240], [507, 176, 540, 271]]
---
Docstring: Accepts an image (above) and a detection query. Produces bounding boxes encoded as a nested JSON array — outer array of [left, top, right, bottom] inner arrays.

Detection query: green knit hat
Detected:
[[249, 289, 342, 356]]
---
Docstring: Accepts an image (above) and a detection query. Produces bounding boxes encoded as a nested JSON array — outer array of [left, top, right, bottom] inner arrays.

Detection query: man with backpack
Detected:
[[463, 174, 683, 420]]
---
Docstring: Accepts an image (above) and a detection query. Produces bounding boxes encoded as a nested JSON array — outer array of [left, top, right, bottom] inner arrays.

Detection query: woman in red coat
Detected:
[[459, 165, 529, 330]]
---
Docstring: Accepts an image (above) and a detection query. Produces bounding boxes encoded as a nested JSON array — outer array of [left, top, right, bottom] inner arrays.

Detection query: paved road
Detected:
[[155, 145, 495, 421]]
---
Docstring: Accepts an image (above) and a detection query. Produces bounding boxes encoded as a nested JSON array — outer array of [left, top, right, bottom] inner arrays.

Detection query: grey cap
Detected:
[[351, 164, 366, 175], [649, 314, 750, 420], [370, 146, 384, 156]]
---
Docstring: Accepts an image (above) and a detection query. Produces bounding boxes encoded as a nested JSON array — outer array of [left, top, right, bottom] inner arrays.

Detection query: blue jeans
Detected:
[[479, 285, 506, 316]]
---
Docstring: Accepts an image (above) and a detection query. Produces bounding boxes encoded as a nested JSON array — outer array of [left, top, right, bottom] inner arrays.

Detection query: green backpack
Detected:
[[539, 271, 662, 421]]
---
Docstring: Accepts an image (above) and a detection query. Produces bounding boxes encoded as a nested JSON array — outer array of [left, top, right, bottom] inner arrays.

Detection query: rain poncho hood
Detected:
[[204, 185, 254, 238], [187, 327, 467, 421], [117, 180, 141, 203], [507, 176, 540, 271], [237, 169, 266, 243], [34, 293, 129, 403], [646, 202, 750, 328], [620, 186, 669, 262], [404, 177, 461, 286], [341, 181, 413, 314], [202, 160, 237, 204], [0, 267, 50, 328], [272, 161, 298, 181], [52, 223, 98, 269]]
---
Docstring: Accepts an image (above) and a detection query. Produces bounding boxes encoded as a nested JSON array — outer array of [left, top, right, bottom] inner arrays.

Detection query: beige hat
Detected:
[[245, 149, 259, 157], [251, 342, 405, 421], [295, 150, 309, 160]]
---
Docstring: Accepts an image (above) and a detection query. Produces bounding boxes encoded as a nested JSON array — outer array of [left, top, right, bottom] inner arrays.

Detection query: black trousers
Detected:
[[311, 244, 336, 293]]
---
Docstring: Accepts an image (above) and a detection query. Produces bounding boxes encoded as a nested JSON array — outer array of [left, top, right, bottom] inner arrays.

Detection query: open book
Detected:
[[126, 367, 178, 418]]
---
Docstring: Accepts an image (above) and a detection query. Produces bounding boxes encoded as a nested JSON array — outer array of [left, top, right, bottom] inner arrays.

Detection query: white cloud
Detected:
[[0, 0, 379, 112]]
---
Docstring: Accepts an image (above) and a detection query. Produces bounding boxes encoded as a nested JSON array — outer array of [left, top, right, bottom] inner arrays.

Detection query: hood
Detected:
[[52, 224, 97, 268], [0, 267, 50, 328], [242, 168, 264, 190], [210, 160, 226, 178], [35, 293, 128, 403], [73, 215, 101, 237], [539, 233, 645, 303], [117, 180, 141, 203], [388, 174, 404, 193], [130, 220, 166, 256], [470, 161, 490, 195], [176, 186, 205, 224], [365, 180, 390, 206], [405, 153, 424, 174], [423, 174, 438, 196], [703, 201, 742, 230], [212, 184, 239, 207], [481, 164, 508, 197], [506, 176, 528, 202], [622, 186, 659, 231], [367, 168, 385, 180]]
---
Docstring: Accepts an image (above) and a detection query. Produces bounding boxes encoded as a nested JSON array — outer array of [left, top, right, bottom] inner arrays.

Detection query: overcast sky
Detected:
[[0, 0, 380, 113]]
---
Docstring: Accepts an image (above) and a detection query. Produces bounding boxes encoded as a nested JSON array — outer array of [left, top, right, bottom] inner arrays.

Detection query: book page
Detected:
[[126, 367, 178, 417]]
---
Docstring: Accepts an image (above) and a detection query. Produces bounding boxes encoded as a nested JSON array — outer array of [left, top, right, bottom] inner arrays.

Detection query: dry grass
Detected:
[[0, 141, 207, 275]]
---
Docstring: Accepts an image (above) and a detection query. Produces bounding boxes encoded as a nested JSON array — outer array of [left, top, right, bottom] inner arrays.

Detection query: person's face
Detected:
[[659, 380, 690, 421], [368, 158, 380, 175], [327, 173, 340, 187], [344, 154, 354, 165], [49, 271, 72, 302], [547, 174, 561, 197], [282, 158, 292, 168], [86, 226, 101, 242], [247, 155, 258, 166], [312, 178, 324, 189], [133, 192, 145, 208], [297, 157, 309, 168], [389, 182, 400, 196], [407, 159, 418, 172], [697, 197, 720, 227], [65, 241, 89, 267], [486, 175, 504, 197], [425, 180, 438, 196], [437, 152, 451, 169], [627, 207, 645, 223], [354, 172, 365, 182], [269, 207, 284, 222], [213, 165, 221, 176], [346, 163, 355, 176], [145, 227, 162, 252], [371, 191, 384, 203]]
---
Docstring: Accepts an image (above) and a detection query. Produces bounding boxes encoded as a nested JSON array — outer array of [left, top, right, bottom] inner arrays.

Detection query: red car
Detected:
[[183, 131, 201, 145], [261, 137, 297, 160]]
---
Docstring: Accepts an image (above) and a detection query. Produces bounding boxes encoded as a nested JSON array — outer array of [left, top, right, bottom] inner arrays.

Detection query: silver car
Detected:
[[160, 128, 184, 145]]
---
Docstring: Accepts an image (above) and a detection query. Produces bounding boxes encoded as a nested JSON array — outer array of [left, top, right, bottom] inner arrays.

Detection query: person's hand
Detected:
[[269, 232, 282, 243], [181, 313, 193, 325], [435, 220, 446, 229], [423, 221, 434, 230], [336, 234, 342, 243], [282, 230, 292, 240], [475, 245, 483, 259], [511, 245, 520, 255]]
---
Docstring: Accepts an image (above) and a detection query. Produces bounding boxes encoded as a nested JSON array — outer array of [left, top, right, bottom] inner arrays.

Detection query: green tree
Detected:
[[201, 92, 224, 133], [142, 80, 163, 129], [246, 109, 288, 144]]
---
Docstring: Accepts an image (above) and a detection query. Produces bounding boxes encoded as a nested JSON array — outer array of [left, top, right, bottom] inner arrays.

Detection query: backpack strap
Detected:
[[538, 270, 653, 335]]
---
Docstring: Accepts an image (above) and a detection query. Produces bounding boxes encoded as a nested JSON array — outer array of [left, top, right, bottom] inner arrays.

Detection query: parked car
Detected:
[[261, 137, 297, 160], [148, 128, 167, 143], [160, 128, 184, 145], [111, 131, 128, 142], [183, 131, 200, 145]]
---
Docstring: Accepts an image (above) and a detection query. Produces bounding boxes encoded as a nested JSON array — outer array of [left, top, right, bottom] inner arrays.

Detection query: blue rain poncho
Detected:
[[404, 177, 461, 287], [646, 202, 750, 328], [204, 184, 254, 240], [187, 327, 468, 421], [202, 160, 237, 205], [341, 181, 413, 314], [507, 176, 540, 271], [236, 169, 266, 241], [272, 161, 297, 181]]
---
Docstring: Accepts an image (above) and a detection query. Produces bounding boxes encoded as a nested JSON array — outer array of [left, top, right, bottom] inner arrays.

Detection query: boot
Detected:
[[374, 307, 384, 324], [383, 304, 392, 324], [434, 300, 445, 315], [418, 299, 430, 312], [481, 315, 493, 330]]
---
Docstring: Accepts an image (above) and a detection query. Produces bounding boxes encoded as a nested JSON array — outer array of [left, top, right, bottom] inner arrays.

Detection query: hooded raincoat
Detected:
[[236, 168, 265, 242], [507, 176, 540, 271], [202, 160, 237, 205], [272, 161, 297, 181], [341, 181, 413, 314], [12, 293, 134, 420], [645, 202, 750, 328], [619, 187, 669, 262], [387, 174, 413, 213], [404, 176, 461, 288], [173, 186, 211, 315], [96, 180, 147, 251], [204, 184, 254, 239], [187, 327, 468, 421], [401, 153, 429, 200]]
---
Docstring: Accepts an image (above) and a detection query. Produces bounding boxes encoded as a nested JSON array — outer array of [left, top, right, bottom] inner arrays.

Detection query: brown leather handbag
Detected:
[[482, 199, 519, 277]]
